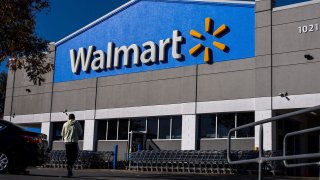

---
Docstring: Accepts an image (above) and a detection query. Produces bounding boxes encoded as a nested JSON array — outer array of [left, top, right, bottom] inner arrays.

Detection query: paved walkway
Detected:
[[0, 168, 318, 180]]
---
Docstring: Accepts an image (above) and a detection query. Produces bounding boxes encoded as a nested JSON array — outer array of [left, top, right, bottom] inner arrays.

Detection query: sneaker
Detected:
[[67, 166, 73, 177]]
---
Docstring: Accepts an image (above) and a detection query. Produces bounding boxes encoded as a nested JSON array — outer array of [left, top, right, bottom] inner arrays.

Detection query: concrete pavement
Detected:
[[0, 168, 317, 180]]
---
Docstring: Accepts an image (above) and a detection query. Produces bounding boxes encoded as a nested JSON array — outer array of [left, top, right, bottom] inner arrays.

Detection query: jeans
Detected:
[[65, 142, 79, 167]]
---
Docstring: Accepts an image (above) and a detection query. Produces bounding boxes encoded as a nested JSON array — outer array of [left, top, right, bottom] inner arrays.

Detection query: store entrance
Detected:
[[128, 131, 146, 153], [275, 109, 320, 176]]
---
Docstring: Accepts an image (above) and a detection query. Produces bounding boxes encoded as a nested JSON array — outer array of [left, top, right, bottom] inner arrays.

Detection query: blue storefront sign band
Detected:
[[54, 0, 255, 83]]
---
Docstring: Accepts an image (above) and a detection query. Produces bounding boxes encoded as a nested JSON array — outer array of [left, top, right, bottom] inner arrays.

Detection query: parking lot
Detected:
[[0, 168, 318, 180]]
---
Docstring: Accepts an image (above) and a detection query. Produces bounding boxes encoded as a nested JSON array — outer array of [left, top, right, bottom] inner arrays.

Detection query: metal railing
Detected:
[[227, 105, 320, 180], [283, 126, 320, 168]]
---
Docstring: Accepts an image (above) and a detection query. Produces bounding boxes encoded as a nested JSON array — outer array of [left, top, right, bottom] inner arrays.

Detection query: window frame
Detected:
[[97, 120, 107, 140], [52, 122, 65, 141], [104, 116, 183, 141], [199, 114, 216, 139], [236, 112, 255, 138], [217, 113, 236, 138], [171, 116, 182, 139], [106, 119, 118, 141], [157, 116, 182, 140], [147, 117, 159, 139], [158, 116, 172, 140], [105, 119, 130, 141], [199, 112, 255, 139], [118, 119, 129, 140]]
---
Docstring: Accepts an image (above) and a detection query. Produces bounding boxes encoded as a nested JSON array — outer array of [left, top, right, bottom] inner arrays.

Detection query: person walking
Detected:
[[61, 113, 83, 177]]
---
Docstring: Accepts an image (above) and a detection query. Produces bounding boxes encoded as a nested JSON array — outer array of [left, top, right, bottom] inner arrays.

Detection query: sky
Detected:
[[33, 0, 310, 42], [35, 0, 129, 42], [1, 0, 129, 73]]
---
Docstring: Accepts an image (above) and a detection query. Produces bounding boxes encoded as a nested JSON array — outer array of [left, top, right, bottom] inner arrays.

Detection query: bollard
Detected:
[[113, 145, 118, 169], [138, 144, 142, 152]]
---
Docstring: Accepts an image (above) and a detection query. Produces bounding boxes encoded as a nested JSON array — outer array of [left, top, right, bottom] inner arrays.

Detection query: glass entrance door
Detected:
[[129, 131, 146, 153]]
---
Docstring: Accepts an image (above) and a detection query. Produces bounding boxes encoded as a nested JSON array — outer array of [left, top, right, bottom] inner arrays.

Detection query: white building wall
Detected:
[[95, 102, 196, 119], [10, 113, 50, 124], [273, 93, 320, 109], [8, 94, 320, 151]]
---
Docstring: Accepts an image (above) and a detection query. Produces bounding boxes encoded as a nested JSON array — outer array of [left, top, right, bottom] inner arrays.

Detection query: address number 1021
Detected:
[[298, 24, 319, 33]]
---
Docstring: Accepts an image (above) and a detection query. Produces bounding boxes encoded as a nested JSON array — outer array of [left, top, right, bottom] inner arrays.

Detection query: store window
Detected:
[[97, 120, 107, 140], [130, 118, 146, 131], [198, 112, 254, 139], [147, 117, 158, 139], [237, 112, 255, 137], [199, 114, 216, 138], [52, 122, 64, 141], [103, 116, 182, 141], [159, 116, 171, 139], [171, 116, 182, 139], [103, 119, 129, 140], [217, 113, 235, 138], [78, 121, 85, 140], [107, 120, 117, 140], [118, 119, 129, 140]]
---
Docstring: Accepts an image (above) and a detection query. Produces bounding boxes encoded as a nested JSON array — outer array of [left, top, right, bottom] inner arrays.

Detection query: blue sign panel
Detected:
[[54, 0, 255, 83]]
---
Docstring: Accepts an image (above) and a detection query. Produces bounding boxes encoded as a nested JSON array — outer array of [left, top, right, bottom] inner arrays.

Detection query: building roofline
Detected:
[[55, 0, 254, 46], [273, 0, 320, 11]]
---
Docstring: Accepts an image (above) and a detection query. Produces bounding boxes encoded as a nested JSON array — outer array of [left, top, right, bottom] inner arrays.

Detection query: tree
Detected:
[[0, 0, 53, 85]]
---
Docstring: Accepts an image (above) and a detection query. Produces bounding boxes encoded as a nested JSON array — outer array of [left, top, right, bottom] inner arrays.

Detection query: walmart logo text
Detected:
[[69, 30, 183, 74]]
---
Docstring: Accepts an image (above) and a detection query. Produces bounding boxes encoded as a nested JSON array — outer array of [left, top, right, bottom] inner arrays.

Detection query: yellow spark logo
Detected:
[[189, 17, 229, 63]]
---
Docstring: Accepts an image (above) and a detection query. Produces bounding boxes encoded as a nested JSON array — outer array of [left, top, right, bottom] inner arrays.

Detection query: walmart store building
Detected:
[[4, 0, 320, 159]]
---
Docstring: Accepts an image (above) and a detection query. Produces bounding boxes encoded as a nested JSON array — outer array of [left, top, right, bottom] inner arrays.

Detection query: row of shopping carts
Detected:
[[128, 150, 284, 175], [43, 149, 283, 174], [43, 150, 114, 169]]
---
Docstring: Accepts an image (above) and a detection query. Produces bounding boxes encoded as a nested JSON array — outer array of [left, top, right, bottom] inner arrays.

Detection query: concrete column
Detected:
[[255, 110, 276, 150], [181, 115, 197, 150], [254, 0, 274, 151], [83, 119, 97, 151], [41, 122, 51, 142], [4, 71, 15, 122]]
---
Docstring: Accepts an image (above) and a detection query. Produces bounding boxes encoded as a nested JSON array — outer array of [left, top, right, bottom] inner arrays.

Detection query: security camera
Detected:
[[63, 109, 68, 115], [278, 92, 288, 98], [304, 54, 313, 60]]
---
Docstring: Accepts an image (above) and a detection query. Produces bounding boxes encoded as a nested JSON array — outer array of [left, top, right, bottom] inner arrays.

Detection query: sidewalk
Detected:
[[0, 167, 318, 180]]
